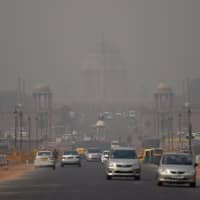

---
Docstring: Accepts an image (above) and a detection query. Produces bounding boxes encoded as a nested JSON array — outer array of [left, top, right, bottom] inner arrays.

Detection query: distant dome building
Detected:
[[34, 83, 50, 93], [157, 82, 172, 93]]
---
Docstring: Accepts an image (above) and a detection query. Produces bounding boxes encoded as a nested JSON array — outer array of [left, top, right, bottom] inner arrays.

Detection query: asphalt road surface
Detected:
[[0, 162, 200, 200]]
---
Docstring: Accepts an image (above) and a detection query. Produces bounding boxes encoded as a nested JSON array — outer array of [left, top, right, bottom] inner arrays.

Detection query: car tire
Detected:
[[190, 182, 196, 188], [60, 164, 64, 168], [78, 163, 82, 167], [135, 176, 141, 180], [52, 165, 56, 170], [157, 181, 163, 186], [106, 175, 112, 180]]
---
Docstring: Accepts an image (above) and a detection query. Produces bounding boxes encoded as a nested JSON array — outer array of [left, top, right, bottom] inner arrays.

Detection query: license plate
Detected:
[[41, 158, 48, 161], [174, 175, 184, 179]]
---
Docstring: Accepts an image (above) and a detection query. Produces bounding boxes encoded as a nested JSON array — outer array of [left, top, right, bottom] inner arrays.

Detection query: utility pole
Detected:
[[188, 107, 192, 153], [35, 116, 39, 148], [19, 111, 23, 151], [13, 108, 18, 150], [178, 112, 182, 149], [28, 116, 31, 152]]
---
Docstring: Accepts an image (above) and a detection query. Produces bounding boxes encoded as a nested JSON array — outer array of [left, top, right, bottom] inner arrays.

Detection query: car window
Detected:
[[162, 154, 193, 165], [38, 152, 51, 156], [111, 150, 137, 159], [88, 149, 101, 153], [63, 151, 78, 155]]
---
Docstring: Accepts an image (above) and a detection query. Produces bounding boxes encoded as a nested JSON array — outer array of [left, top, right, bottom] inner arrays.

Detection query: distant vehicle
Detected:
[[34, 151, 56, 170], [76, 147, 86, 156], [83, 136, 92, 142], [111, 140, 120, 149], [128, 110, 136, 118], [104, 112, 113, 120], [115, 112, 122, 117], [85, 148, 102, 161], [105, 147, 141, 180], [60, 150, 81, 167], [157, 153, 197, 187], [101, 150, 110, 163]]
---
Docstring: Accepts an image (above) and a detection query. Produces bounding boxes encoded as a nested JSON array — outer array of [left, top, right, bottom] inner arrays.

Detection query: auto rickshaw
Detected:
[[76, 147, 86, 156], [152, 148, 163, 165], [143, 148, 154, 163]]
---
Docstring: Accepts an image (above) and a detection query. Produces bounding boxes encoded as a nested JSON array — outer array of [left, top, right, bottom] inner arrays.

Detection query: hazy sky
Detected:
[[0, 0, 200, 101]]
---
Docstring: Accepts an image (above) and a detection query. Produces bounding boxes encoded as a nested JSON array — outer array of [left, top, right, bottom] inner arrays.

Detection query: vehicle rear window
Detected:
[[162, 154, 193, 165], [111, 150, 137, 159], [88, 149, 101, 153], [38, 152, 51, 156], [64, 151, 78, 155]]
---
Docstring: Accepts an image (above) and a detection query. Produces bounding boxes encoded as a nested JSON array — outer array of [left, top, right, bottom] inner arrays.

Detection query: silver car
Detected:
[[105, 147, 141, 180], [85, 148, 102, 161], [60, 150, 81, 167], [157, 153, 197, 187]]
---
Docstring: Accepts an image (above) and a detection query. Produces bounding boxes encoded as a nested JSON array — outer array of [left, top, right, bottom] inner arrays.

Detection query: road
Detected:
[[0, 162, 200, 200]]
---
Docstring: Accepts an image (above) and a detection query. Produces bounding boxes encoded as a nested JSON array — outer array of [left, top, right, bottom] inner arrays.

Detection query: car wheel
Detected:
[[106, 175, 112, 180], [135, 176, 141, 180], [60, 164, 64, 167], [190, 182, 196, 188], [157, 181, 163, 186], [52, 165, 56, 170], [78, 163, 82, 167]]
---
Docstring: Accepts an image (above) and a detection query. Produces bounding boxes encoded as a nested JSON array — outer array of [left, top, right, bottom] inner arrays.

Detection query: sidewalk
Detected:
[[0, 163, 34, 182]]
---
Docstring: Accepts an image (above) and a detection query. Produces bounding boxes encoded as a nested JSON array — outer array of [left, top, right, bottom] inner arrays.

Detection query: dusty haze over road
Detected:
[[0, 0, 199, 101]]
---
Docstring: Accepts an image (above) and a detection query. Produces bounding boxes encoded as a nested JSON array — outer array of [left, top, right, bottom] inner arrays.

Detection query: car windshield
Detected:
[[63, 151, 78, 155], [104, 151, 109, 155], [37, 152, 51, 156], [162, 154, 193, 165], [88, 149, 101, 153], [111, 150, 137, 159], [154, 149, 163, 155]]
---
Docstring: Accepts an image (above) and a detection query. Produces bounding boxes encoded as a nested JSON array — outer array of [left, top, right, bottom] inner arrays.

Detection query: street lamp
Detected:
[[178, 112, 182, 149], [28, 116, 31, 152], [13, 108, 18, 150], [35, 116, 39, 148], [188, 107, 192, 153], [184, 102, 193, 153], [19, 110, 23, 151]]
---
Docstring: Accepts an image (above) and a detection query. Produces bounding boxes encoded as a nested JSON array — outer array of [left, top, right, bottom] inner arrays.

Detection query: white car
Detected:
[[34, 151, 56, 170], [101, 150, 110, 163], [105, 147, 141, 180], [111, 141, 120, 149], [85, 148, 102, 161], [60, 150, 81, 167]]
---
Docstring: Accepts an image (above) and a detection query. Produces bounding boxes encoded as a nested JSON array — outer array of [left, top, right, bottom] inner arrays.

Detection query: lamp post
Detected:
[[28, 116, 31, 152], [35, 116, 39, 148], [19, 110, 23, 151], [13, 108, 18, 150], [188, 107, 192, 153], [168, 116, 174, 151], [178, 112, 182, 149]]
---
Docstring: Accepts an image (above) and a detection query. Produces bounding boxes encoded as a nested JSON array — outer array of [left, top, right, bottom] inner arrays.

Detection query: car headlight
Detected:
[[158, 168, 169, 174], [132, 163, 140, 169], [109, 162, 115, 168]]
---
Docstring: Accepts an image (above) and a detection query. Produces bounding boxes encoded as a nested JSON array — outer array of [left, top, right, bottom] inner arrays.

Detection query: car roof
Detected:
[[111, 147, 136, 151], [162, 152, 191, 156], [37, 150, 52, 153]]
